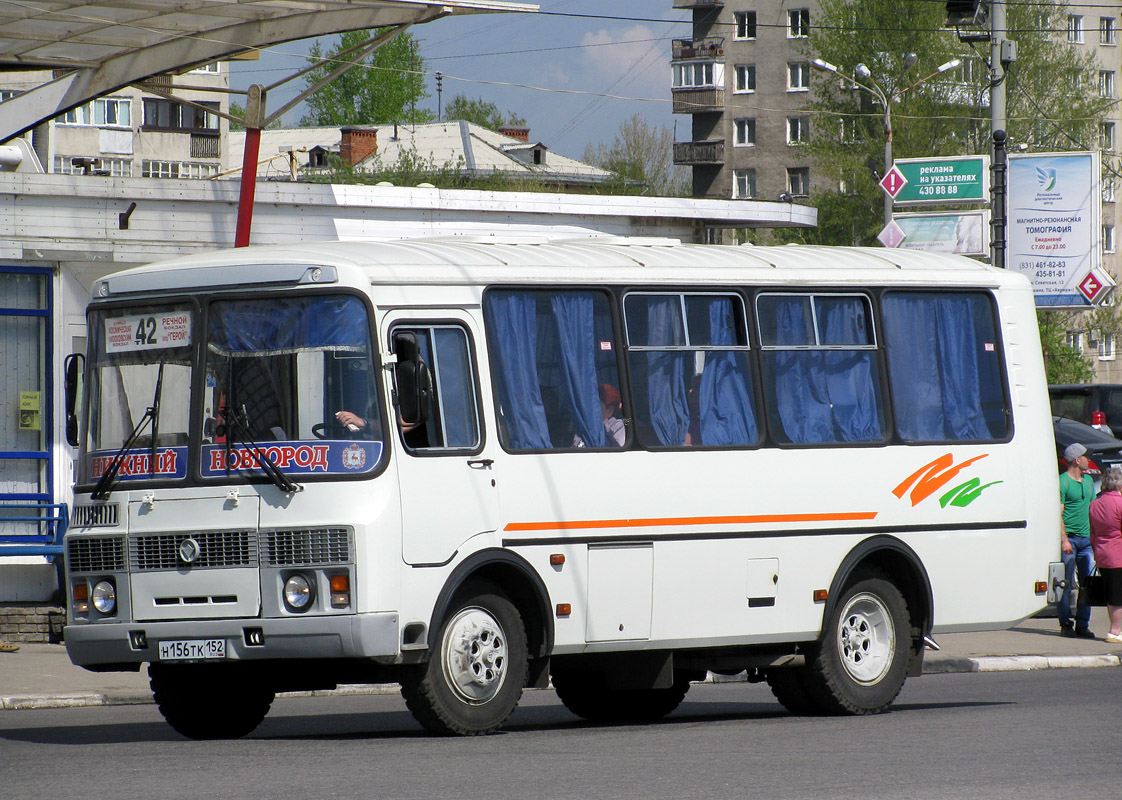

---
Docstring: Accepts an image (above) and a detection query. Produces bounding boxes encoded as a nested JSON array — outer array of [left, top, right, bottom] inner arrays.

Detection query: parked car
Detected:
[[1053, 415, 1122, 490], [1049, 384, 1122, 437]]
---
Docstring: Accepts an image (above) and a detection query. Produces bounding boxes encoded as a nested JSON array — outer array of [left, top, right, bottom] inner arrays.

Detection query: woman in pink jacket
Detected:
[[1088, 466, 1122, 644]]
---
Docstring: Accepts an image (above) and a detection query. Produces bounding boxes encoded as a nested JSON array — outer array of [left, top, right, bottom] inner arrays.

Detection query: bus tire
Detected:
[[149, 663, 274, 740], [401, 587, 528, 736], [765, 669, 827, 716], [552, 668, 691, 722], [801, 572, 911, 715]]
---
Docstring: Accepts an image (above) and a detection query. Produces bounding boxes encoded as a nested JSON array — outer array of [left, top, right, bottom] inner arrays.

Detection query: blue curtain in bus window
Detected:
[[433, 328, 478, 448], [771, 298, 834, 443], [645, 297, 690, 446], [550, 293, 605, 448], [485, 292, 552, 449], [211, 297, 368, 355], [818, 298, 881, 441], [698, 297, 757, 445], [882, 293, 991, 441]]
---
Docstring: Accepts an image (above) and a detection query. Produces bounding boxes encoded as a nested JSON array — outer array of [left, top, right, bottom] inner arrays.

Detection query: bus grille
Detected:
[[71, 503, 120, 527], [263, 528, 352, 566], [130, 530, 257, 571], [67, 535, 127, 573]]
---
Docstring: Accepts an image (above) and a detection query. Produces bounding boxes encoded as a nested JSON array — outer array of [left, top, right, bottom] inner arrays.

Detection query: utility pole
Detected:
[[990, 0, 1009, 268]]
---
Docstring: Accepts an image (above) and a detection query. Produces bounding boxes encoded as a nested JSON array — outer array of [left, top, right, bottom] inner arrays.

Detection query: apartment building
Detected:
[[0, 63, 229, 179]]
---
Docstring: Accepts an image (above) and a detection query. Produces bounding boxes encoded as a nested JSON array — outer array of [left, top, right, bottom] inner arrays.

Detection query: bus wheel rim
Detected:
[[441, 607, 508, 704], [836, 592, 894, 685]]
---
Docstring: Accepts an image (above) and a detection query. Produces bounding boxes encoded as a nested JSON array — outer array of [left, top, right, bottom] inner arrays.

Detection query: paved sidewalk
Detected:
[[1, 608, 1118, 710]]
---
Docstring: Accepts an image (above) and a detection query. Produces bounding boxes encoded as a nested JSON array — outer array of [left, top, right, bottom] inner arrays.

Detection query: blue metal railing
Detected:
[[0, 502, 68, 557]]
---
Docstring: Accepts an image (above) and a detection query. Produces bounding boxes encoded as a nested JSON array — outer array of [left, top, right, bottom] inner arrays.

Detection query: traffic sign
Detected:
[[877, 219, 907, 248], [1079, 271, 1103, 303], [891, 155, 989, 204], [879, 166, 907, 199]]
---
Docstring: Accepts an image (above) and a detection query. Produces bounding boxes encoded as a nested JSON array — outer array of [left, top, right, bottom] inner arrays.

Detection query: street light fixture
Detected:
[[812, 56, 963, 226]]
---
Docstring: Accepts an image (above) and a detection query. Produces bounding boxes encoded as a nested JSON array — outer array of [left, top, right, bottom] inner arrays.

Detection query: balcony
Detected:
[[672, 37, 725, 61], [190, 133, 220, 159], [673, 139, 725, 165], [671, 88, 725, 114], [673, 0, 723, 8]]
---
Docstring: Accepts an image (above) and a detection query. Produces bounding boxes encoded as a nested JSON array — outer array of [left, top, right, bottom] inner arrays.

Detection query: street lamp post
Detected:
[[812, 56, 963, 227]]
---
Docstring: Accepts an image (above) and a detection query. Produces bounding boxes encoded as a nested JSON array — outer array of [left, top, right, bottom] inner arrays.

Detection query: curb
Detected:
[[2, 655, 1119, 711]]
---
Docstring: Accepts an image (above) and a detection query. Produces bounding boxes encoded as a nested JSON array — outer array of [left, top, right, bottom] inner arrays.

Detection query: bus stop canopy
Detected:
[[0, 0, 536, 143]]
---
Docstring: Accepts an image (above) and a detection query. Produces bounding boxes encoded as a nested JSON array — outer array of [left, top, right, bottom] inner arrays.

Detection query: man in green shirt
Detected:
[[1059, 442, 1097, 638]]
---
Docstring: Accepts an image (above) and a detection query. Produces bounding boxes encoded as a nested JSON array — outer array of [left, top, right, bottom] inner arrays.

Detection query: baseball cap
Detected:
[[1064, 442, 1088, 461]]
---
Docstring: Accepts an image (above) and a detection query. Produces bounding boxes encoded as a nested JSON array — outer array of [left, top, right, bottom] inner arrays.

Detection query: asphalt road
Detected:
[[1, 669, 1117, 799]]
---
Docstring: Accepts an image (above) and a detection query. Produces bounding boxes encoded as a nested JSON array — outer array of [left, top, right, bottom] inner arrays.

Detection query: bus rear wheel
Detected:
[[149, 663, 275, 740], [401, 587, 528, 736], [552, 668, 691, 723], [798, 572, 911, 715]]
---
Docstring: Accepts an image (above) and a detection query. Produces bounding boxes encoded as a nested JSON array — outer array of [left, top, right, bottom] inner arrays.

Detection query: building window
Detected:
[[734, 64, 756, 93], [1069, 15, 1084, 43], [1102, 17, 1117, 45], [1105, 224, 1116, 253], [1105, 178, 1117, 203], [788, 62, 810, 92], [189, 61, 221, 74], [840, 118, 862, 144], [1101, 70, 1116, 97], [1103, 122, 1116, 151], [52, 155, 133, 176], [733, 169, 756, 199], [787, 117, 809, 145], [734, 11, 757, 40], [734, 118, 756, 147], [1067, 331, 1084, 354], [1100, 333, 1117, 361], [142, 99, 219, 133], [673, 61, 718, 89], [788, 9, 810, 38], [59, 97, 132, 128], [787, 167, 810, 197]]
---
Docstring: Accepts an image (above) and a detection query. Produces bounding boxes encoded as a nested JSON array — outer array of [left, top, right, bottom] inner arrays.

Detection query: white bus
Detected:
[[62, 236, 1061, 739]]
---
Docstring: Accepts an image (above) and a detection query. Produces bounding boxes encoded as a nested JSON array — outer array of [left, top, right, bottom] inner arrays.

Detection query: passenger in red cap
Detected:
[[573, 383, 625, 447]]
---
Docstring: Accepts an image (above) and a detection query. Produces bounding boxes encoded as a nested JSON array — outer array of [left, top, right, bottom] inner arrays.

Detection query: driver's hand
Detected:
[[335, 411, 365, 431]]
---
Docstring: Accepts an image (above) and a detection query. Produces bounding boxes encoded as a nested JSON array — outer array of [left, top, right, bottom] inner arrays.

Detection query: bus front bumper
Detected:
[[64, 612, 400, 669]]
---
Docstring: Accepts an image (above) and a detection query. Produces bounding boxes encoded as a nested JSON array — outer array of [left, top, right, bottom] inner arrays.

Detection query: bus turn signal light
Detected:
[[330, 574, 350, 608], [72, 582, 89, 614], [550, 554, 565, 566], [813, 589, 829, 602], [556, 603, 571, 617], [1035, 581, 1048, 594]]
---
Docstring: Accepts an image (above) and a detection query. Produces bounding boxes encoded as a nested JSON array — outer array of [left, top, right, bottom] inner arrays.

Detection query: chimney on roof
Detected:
[[340, 126, 378, 165], [498, 125, 530, 143]]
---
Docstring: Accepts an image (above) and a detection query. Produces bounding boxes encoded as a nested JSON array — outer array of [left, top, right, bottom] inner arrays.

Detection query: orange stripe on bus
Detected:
[[503, 511, 878, 533]]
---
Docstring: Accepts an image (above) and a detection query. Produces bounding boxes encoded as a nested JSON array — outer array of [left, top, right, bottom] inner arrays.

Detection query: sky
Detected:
[[227, 1, 689, 160]]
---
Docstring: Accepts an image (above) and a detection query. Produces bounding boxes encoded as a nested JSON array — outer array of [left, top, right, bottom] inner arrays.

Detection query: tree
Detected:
[[786, 0, 1112, 246], [1038, 311, 1096, 383], [300, 28, 432, 127], [583, 114, 690, 197], [444, 95, 525, 131]]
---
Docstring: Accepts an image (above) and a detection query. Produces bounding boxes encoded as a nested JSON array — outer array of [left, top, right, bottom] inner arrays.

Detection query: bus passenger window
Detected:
[[882, 292, 1008, 442], [756, 293, 884, 445], [391, 325, 480, 451], [623, 292, 758, 448], [484, 290, 623, 451]]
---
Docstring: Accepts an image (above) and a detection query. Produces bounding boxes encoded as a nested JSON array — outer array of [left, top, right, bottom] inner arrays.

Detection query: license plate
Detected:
[[158, 638, 226, 661]]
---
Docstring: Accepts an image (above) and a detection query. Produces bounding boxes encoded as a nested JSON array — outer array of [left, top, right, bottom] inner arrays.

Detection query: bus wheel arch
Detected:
[[426, 549, 554, 683]]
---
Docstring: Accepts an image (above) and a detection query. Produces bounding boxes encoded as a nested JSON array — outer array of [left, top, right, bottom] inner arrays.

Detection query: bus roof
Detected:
[[95, 236, 1023, 298]]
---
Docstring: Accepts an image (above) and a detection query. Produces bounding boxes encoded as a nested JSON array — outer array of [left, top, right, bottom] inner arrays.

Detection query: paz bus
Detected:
[[61, 236, 1061, 739]]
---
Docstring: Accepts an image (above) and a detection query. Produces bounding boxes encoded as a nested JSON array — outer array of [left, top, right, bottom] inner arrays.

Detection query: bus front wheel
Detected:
[[401, 586, 528, 735], [149, 663, 274, 740], [798, 572, 911, 715]]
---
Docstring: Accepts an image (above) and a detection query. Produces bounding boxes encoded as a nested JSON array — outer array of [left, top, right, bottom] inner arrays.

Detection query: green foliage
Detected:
[[444, 95, 525, 130], [582, 114, 690, 197], [300, 28, 432, 127], [1038, 311, 1096, 384], [804, 0, 1112, 245]]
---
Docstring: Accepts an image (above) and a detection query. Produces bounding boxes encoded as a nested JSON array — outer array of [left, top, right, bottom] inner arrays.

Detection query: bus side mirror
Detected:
[[392, 331, 432, 426], [64, 353, 85, 447]]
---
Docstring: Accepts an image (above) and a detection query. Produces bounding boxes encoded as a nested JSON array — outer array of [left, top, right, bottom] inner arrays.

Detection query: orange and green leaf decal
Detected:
[[893, 453, 998, 508]]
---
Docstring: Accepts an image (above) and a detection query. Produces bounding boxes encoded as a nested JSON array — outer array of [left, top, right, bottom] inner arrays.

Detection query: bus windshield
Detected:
[[80, 293, 383, 488]]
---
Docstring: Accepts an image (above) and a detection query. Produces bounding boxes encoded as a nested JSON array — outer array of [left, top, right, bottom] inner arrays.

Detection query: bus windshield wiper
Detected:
[[91, 361, 165, 500], [219, 406, 302, 494]]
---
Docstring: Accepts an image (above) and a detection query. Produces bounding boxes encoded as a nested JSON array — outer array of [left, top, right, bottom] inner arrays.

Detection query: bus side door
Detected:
[[384, 311, 499, 565]]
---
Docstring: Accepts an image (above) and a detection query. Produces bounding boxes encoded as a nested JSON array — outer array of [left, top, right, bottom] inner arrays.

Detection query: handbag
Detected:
[[1080, 569, 1108, 607]]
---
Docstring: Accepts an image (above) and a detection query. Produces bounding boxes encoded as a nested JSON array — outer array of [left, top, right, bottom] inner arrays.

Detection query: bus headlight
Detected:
[[92, 580, 117, 615], [283, 574, 314, 611]]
